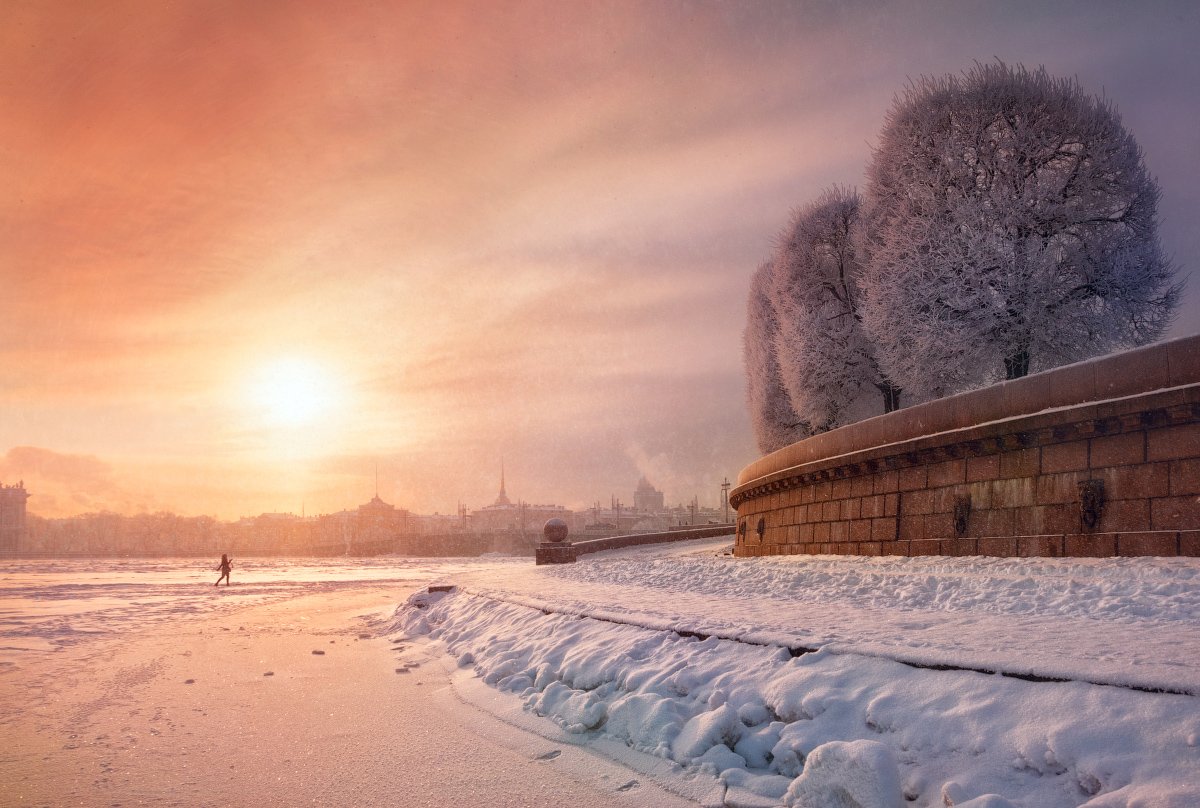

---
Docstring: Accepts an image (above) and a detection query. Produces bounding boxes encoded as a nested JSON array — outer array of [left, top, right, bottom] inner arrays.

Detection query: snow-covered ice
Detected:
[[4, 544, 1199, 807], [390, 538, 1200, 807]]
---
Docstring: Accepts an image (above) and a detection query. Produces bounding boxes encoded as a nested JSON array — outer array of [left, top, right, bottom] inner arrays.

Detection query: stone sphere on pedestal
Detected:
[[543, 518, 569, 544]]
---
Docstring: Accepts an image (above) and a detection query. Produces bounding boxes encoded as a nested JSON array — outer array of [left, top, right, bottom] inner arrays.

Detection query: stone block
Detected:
[[925, 512, 956, 539], [902, 488, 937, 515], [851, 475, 875, 498], [799, 485, 815, 505], [898, 515, 925, 541], [940, 538, 978, 556], [1147, 423, 1200, 462], [831, 478, 853, 500], [1093, 463, 1170, 500], [882, 540, 911, 556], [898, 466, 928, 491], [1036, 471, 1087, 505], [1097, 499, 1151, 533], [835, 542, 855, 555], [1017, 535, 1064, 557], [1167, 336, 1200, 386], [1116, 532, 1178, 557], [910, 539, 942, 556], [966, 454, 1001, 482], [974, 508, 1015, 537], [1170, 459, 1200, 495], [839, 498, 860, 520], [536, 543, 578, 564], [1151, 496, 1200, 531], [812, 481, 833, 501], [1048, 360, 1096, 408], [859, 495, 882, 519], [933, 485, 970, 513], [1089, 432, 1145, 468], [1180, 530, 1200, 556], [928, 459, 966, 487], [822, 500, 842, 521], [1014, 504, 1078, 536], [1097, 343, 1171, 399], [990, 477, 1036, 508], [830, 521, 848, 541], [873, 471, 899, 494], [1002, 372, 1052, 419], [849, 519, 872, 541], [977, 537, 1018, 557], [859, 542, 883, 556], [883, 493, 900, 517], [813, 522, 831, 542], [1042, 440, 1089, 474], [1000, 448, 1040, 479], [1065, 533, 1117, 557], [871, 517, 898, 541], [795, 522, 815, 542], [820, 543, 837, 554], [785, 524, 801, 543]]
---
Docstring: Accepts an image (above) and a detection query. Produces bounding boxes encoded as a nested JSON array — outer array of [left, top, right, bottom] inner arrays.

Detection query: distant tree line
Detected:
[[747, 61, 1181, 454]]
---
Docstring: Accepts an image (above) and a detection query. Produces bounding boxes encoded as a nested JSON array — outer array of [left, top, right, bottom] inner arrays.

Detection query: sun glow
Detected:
[[250, 357, 339, 428]]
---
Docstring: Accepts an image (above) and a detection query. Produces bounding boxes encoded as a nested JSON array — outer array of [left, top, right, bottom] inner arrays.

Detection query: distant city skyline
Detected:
[[3, 1, 1198, 519]]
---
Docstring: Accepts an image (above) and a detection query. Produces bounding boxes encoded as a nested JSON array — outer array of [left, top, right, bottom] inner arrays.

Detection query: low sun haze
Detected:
[[2, 0, 1198, 519]]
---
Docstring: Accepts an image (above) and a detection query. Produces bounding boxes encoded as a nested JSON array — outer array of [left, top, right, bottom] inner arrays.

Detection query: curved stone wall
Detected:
[[731, 335, 1200, 558]]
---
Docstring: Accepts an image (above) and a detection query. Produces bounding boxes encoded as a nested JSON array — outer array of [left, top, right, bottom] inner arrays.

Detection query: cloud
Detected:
[[2, 0, 1196, 518]]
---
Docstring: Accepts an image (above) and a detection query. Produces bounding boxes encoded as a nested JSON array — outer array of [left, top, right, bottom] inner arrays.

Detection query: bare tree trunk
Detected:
[[878, 381, 902, 413], [1004, 350, 1030, 379]]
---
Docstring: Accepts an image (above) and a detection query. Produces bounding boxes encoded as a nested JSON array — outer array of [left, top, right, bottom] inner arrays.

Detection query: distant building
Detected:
[[0, 481, 30, 551], [470, 465, 571, 540], [633, 476, 665, 513]]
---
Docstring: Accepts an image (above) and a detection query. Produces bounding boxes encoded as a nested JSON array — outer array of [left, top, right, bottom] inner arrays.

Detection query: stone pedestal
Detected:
[[535, 517, 574, 564], [535, 542, 577, 565]]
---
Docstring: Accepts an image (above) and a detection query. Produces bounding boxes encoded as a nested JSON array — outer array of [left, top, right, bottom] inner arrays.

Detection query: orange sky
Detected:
[[3, 0, 1198, 519]]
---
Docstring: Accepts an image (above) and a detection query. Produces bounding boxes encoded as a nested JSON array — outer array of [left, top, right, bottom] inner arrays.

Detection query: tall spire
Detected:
[[495, 458, 511, 506]]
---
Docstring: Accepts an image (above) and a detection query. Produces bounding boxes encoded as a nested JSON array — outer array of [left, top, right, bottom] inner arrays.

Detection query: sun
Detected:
[[250, 357, 338, 427]]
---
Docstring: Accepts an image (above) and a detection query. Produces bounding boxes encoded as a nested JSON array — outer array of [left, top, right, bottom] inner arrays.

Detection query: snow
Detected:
[[388, 538, 1200, 807], [4, 544, 1199, 806]]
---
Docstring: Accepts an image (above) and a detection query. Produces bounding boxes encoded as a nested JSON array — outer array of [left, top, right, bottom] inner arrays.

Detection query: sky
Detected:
[[2, 0, 1198, 520]]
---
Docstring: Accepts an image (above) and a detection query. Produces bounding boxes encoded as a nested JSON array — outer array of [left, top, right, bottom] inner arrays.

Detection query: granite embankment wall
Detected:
[[730, 335, 1200, 558]]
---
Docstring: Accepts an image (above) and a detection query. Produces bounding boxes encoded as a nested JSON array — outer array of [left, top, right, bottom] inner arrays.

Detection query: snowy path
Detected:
[[450, 539, 1200, 694]]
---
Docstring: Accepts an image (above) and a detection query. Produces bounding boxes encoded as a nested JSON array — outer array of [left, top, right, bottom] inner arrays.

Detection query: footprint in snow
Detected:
[[535, 750, 561, 761], [616, 780, 640, 792]]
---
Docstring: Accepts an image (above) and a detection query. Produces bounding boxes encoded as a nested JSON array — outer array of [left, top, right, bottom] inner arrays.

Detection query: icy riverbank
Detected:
[[390, 539, 1200, 808]]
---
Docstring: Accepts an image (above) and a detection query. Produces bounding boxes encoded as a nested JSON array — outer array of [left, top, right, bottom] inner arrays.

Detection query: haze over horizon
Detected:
[[3, 0, 1198, 520]]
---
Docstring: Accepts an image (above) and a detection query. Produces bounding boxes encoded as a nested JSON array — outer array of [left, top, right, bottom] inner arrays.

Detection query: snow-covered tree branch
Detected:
[[771, 188, 901, 433], [745, 260, 810, 453], [858, 61, 1181, 398]]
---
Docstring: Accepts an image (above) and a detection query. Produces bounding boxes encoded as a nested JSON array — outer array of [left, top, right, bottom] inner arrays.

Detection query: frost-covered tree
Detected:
[[772, 187, 901, 433], [745, 260, 809, 453], [860, 61, 1181, 398]]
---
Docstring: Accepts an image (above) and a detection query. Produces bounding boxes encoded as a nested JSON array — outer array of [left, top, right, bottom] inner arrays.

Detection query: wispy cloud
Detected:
[[2, 0, 1196, 517]]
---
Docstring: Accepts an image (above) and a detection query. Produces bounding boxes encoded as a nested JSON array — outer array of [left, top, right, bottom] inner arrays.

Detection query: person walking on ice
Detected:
[[215, 554, 232, 586]]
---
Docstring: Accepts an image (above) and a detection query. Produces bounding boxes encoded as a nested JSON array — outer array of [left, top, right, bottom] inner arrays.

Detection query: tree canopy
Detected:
[[859, 62, 1180, 397], [745, 61, 1181, 453]]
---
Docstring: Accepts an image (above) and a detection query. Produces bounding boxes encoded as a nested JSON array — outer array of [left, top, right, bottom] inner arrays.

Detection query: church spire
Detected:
[[495, 459, 511, 506]]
